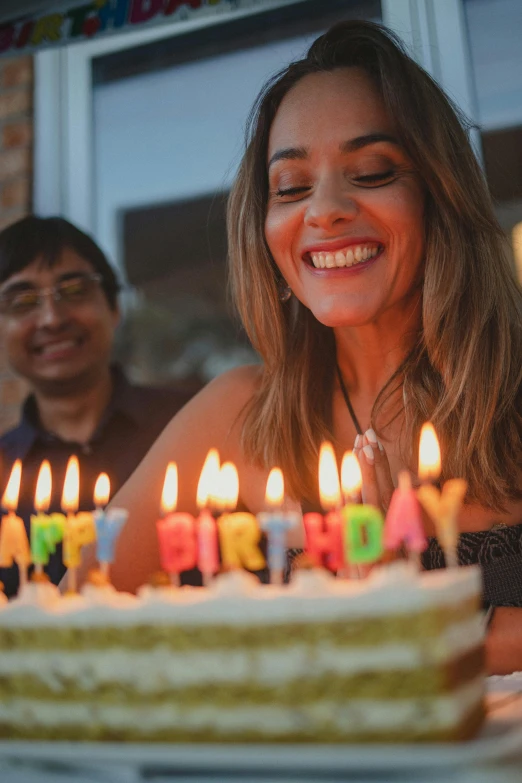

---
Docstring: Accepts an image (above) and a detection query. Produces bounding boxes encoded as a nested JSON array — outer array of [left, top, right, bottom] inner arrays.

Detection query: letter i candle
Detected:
[[0, 460, 31, 587], [196, 449, 220, 586]]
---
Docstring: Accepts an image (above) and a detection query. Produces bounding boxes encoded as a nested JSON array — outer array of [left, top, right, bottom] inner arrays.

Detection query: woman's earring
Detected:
[[278, 281, 292, 302]]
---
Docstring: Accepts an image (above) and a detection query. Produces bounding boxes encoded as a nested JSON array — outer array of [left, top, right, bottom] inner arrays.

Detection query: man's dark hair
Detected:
[[0, 216, 121, 310]]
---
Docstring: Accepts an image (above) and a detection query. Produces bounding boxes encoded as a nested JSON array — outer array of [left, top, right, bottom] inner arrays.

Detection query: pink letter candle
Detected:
[[384, 471, 427, 564], [0, 460, 30, 587], [196, 449, 220, 586], [303, 442, 344, 572], [156, 462, 197, 585]]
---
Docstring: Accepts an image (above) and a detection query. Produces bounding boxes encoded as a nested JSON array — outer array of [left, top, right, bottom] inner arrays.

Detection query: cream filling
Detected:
[[311, 245, 379, 269], [0, 678, 484, 734], [0, 617, 483, 691]]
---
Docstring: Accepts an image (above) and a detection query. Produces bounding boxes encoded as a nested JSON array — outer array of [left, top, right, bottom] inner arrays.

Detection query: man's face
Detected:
[[0, 248, 119, 392]]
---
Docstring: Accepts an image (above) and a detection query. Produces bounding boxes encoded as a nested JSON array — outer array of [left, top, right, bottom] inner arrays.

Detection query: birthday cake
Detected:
[[0, 563, 485, 742]]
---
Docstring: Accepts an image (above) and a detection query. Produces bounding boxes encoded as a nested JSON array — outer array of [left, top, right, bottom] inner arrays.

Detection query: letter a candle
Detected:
[[0, 460, 30, 587], [31, 461, 64, 577]]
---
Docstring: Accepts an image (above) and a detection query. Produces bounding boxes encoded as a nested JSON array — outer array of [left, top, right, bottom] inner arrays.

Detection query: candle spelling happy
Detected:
[[61, 456, 95, 593], [94, 473, 128, 580], [30, 461, 64, 577], [0, 460, 30, 587]]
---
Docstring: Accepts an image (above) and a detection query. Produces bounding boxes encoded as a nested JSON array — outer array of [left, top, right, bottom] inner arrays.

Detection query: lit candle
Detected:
[[156, 462, 197, 586], [217, 462, 265, 572], [0, 460, 31, 587], [196, 449, 220, 586], [258, 468, 299, 585], [62, 456, 95, 593], [384, 471, 427, 566], [340, 449, 384, 567], [93, 473, 128, 580], [417, 423, 466, 569], [303, 442, 344, 572], [30, 461, 64, 577]]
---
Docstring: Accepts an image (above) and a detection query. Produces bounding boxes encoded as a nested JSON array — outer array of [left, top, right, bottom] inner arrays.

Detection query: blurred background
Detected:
[[0, 0, 520, 431]]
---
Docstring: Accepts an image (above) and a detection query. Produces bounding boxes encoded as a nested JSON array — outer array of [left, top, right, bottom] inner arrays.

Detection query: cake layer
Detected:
[[0, 678, 485, 743]]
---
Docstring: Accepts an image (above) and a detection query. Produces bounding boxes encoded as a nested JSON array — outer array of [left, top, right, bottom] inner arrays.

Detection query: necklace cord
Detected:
[[336, 364, 363, 436]]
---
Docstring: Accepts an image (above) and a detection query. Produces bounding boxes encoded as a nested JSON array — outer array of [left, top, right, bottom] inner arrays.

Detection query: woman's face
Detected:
[[264, 68, 425, 328]]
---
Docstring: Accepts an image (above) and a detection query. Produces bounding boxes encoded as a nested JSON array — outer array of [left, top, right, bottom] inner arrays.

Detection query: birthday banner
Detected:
[[0, 0, 301, 57]]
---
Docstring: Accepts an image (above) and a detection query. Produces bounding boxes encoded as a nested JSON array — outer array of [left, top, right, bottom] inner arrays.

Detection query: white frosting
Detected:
[[0, 677, 483, 735], [13, 580, 61, 607], [0, 566, 482, 629], [0, 592, 7, 607], [80, 583, 137, 608]]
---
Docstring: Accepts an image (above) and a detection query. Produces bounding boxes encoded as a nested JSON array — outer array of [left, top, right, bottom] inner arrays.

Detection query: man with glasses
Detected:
[[0, 216, 193, 597]]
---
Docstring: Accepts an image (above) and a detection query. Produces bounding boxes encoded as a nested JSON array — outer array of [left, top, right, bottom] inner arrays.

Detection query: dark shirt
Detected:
[[0, 366, 194, 597]]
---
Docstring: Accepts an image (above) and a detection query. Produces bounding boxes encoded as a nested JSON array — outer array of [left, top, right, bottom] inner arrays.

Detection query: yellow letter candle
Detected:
[[217, 462, 265, 572], [61, 456, 95, 593], [0, 460, 30, 587], [417, 422, 466, 569], [30, 461, 64, 575]]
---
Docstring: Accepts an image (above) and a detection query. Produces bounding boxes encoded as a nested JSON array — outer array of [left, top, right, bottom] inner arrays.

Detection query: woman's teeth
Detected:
[[310, 245, 380, 269]]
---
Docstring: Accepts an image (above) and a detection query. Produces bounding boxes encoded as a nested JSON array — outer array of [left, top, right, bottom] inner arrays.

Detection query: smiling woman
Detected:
[[97, 20, 522, 672]]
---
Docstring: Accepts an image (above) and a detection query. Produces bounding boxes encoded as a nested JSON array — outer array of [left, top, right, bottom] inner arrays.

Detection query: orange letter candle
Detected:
[[0, 460, 31, 587]]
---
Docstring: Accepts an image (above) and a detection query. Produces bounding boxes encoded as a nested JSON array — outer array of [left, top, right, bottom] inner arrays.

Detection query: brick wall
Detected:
[[0, 55, 33, 434]]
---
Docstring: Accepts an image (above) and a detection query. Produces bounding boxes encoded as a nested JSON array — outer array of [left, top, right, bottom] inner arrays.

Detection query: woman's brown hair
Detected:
[[227, 20, 522, 510]]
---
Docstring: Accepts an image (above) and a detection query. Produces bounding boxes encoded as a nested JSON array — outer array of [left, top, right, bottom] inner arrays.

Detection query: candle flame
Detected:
[[161, 462, 178, 514], [94, 473, 110, 508], [62, 455, 79, 514], [2, 459, 22, 512], [196, 448, 220, 509], [418, 422, 441, 481], [35, 460, 52, 513], [265, 467, 284, 508], [340, 450, 362, 499], [318, 441, 341, 510], [218, 462, 239, 512]]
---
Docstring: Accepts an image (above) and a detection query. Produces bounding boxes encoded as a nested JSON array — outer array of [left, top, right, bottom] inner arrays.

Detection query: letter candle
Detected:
[[258, 468, 299, 585], [156, 462, 197, 586], [0, 460, 31, 587], [340, 450, 384, 567], [62, 456, 95, 593], [94, 473, 128, 579], [31, 461, 64, 576], [417, 423, 466, 569], [384, 471, 427, 566], [303, 442, 344, 572], [217, 462, 265, 572], [196, 449, 220, 586]]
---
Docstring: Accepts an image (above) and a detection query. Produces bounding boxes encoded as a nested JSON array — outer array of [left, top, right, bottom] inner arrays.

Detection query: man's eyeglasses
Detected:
[[0, 274, 104, 318]]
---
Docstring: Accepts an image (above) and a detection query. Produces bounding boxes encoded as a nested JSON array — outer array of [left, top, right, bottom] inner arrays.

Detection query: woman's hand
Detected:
[[354, 429, 395, 514]]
